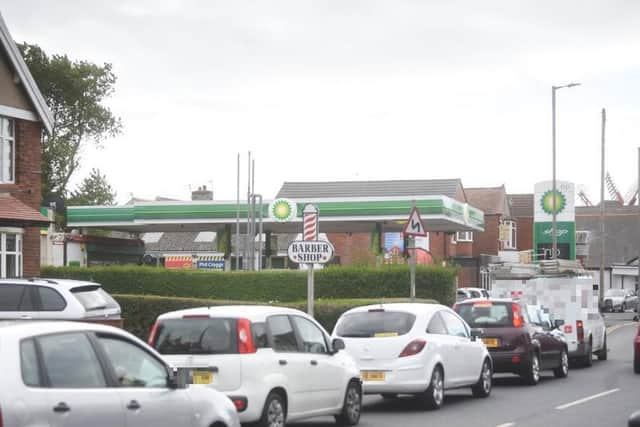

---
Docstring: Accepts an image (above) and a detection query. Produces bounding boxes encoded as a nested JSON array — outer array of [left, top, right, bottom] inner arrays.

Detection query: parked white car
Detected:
[[0, 278, 121, 321], [602, 288, 637, 313], [456, 287, 490, 302], [150, 305, 362, 427], [0, 320, 240, 427], [332, 303, 492, 410]]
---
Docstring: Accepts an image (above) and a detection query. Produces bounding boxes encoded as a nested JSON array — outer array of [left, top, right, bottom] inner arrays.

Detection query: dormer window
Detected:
[[0, 116, 15, 183]]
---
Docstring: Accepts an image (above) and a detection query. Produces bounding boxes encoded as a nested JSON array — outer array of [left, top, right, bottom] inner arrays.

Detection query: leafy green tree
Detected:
[[68, 168, 116, 206], [18, 43, 122, 201]]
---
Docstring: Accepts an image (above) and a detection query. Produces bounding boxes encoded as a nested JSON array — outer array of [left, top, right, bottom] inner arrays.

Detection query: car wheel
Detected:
[[622, 303, 627, 313], [471, 359, 492, 398], [335, 380, 361, 426], [522, 353, 540, 385], [381, 393, 397, 400], [581, 340, 593, 367], [258, 392, 286, 427], [553, 349, 569, 378], [634, 357, 640, 374], [420, 366, 444, 410], [597, 335, 608, 361]]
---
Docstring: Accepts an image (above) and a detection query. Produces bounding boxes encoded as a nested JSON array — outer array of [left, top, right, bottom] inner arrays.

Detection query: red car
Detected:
[[454, 299, 569, 385], [634, 324, 640, 374]]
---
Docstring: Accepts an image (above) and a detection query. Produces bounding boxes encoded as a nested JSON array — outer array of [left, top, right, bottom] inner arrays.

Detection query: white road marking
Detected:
[[555, 388, 620, 410], [495, 423, 516, 427], [606, 322, 636, 334]]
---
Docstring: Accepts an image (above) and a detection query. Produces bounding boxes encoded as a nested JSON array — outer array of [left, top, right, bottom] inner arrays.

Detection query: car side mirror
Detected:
[[332, 338, 345, 352], [554, 319, 565, 329], [470, 328, 483, 341], [167, 367, 187, 390], [628, 410, 640, 427]]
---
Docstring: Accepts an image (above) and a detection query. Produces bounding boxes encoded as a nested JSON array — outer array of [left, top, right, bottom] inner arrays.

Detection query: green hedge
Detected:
[[115, 294, 436, 340], [42, 265, 457, 305]]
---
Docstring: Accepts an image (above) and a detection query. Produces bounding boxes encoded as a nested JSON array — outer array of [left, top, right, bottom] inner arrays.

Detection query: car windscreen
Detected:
[[335, 311, 416, 338], [153, 318, 238, 355], [455, 302, 512, 328], [71, 286, 120, 311]]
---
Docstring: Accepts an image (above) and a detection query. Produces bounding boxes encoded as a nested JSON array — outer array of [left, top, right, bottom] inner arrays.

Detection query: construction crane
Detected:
[[578, 190, 593, 206], [605, 172, 624, 204]]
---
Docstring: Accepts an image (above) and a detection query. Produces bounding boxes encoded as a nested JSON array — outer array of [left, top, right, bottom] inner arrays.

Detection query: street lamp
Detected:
[[551, 82, 581, 260]]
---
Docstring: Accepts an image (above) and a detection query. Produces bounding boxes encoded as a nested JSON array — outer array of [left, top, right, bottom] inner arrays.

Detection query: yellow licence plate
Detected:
[[192, 370, 214, 385], [482, 338, 499, 348], [361, 371, 385, 382]]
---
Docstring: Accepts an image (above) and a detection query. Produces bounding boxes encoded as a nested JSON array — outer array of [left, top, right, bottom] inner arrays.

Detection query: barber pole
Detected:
[[303, 204, 318, 241]]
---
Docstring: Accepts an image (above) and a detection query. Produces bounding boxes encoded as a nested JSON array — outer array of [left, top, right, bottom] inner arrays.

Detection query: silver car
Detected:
[[0, 278, 121, 321], [0, 321, 240, 427]]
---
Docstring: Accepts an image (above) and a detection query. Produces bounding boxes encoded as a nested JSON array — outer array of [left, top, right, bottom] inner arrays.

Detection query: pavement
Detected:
[[292, 313, 640, 427]]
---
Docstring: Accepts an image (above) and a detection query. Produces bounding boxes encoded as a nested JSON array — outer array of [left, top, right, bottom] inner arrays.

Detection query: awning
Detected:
[[0, 194, 50, 226]]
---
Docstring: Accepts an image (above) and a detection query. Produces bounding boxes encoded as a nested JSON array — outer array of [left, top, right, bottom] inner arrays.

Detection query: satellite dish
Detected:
[[42, 194, 65, 212]]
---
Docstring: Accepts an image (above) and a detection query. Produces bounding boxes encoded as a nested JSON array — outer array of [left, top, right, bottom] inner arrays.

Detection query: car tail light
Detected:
[[399, 339, 426, 357], [576, 320, 584, 343], [148, 321, 160, 346], [564, 325, 573, 334], [229, 396, 247, 412], [512, 303, 524, 328], [237, 318, 256, 354]]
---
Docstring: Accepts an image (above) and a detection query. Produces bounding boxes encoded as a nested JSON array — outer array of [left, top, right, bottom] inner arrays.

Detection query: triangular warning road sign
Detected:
[[403, 206, 427, 237]]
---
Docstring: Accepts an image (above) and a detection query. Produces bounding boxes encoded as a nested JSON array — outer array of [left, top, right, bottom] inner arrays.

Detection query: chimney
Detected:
[[191, 184, 213, 201]]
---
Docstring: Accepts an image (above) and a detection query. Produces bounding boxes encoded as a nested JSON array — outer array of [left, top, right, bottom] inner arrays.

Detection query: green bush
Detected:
[[115, 294, 436, 340], [42, 264, 457, 305]]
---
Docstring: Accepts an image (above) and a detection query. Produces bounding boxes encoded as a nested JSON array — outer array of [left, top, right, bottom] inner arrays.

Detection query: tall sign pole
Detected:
[[403, 204, 427, 302], [599, 109, 606, 303], [304, 204, 318, 315], [637, 147, 639, 295]]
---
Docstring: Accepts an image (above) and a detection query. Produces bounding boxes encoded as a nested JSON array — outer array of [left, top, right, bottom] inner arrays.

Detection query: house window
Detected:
[[1, 229, 23, 278], [456, 231, 473, 242], [0, 117, 15, 183], [501, 220, 517, 250]]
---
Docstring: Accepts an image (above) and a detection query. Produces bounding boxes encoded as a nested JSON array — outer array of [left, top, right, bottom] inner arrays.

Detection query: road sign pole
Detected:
[[410, 236, 416, 301], [308, 267, 314, 316]]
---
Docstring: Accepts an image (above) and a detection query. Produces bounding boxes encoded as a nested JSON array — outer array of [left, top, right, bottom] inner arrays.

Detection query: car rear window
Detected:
[[71, 286, 120, 312], [335, 311, 416, 338], [455, 302, 512, 328], [153, 318, 238, 355]]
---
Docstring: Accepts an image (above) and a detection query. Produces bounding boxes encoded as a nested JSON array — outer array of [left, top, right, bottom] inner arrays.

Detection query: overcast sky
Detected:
[[3, 0, 640, 204]]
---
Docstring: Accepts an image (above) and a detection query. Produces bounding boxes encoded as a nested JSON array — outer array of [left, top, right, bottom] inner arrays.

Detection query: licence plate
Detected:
[[361, 371, 385, 381], [191, 370, 214, 385], [482, 338, 499, 348]]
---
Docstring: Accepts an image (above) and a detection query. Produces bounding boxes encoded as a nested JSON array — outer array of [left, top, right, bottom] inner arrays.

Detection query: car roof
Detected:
[[157, 305, 308, 321], [456, 297, 514, 305], [340, 303, 449, 317], [0, 320, 126, 338], [0, 278, 102, 290]]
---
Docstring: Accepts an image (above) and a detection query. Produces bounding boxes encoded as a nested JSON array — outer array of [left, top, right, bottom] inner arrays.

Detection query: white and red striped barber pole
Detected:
[[303, 204, 318, 241]]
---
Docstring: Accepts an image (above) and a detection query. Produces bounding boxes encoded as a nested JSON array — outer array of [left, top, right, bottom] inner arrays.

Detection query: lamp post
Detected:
[[551, 82, 581, 260]]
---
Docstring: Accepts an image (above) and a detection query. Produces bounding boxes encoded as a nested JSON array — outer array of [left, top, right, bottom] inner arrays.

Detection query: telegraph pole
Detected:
[[599, 109, 606, 303]]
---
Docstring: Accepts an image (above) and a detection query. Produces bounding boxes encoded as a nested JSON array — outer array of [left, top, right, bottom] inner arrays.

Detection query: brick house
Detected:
[[507, 194, 534, 252], [0, 14, 53, 277]]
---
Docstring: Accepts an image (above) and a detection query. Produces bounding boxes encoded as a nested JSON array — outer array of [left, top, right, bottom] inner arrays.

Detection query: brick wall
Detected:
[[516, 217, 534, 251], [472, 214, 501, 257], [327, 232, 373, 265], [0, 119, 43, 276]]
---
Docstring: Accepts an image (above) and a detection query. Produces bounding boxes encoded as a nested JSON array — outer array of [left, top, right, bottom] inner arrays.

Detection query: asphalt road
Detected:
[[292, 316, 640, 427]]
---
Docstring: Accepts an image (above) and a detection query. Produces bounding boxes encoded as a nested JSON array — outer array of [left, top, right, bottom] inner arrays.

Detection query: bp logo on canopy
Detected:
[[269, 198, 297, 222]]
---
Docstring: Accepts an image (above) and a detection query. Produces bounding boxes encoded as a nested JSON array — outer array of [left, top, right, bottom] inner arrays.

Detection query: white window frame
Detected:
[[502, 220, 517, 250], [456, 231, 473, 242], [0, 116, 15, 183], [0, 227, 23, 278]]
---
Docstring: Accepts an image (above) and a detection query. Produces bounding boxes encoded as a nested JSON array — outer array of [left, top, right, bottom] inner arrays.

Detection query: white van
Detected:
[[491, 275, 607, 367]]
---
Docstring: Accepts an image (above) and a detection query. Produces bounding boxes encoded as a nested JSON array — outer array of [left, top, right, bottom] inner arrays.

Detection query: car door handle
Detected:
[[20, 315, 32, 319], [310, 360, 318, 366], [126, 400, 141, 411], [53, 402, 70, 413], [279, 360, 288, 366]]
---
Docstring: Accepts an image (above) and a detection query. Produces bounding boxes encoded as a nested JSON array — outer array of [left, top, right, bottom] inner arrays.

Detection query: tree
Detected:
[[18, 43, 122, 201], [68, 168, 116, 206]]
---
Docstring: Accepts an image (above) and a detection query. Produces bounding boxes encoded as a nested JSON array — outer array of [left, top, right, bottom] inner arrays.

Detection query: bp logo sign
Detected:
[[541, 190, 567, 215], [269, 198, 297, 222]]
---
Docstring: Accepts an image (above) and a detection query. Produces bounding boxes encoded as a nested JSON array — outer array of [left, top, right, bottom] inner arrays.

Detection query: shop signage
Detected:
[[197, 260, 225, 270], [268, 198, 297, 222], [287, 240, 335, 264]]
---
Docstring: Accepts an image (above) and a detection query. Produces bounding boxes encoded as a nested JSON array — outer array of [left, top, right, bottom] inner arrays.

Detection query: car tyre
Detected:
[[471, 358, 492, 398], [420, 366, 444, 410], [335, 380, 362, 426], [581, 340, 593, 367], [596, 335, 608, 361], [258, 391, 286, 427], [522, 353, 540, 385], [634, 357, 640, 374], [622, 303, 627, 313], [553, 349, 569, 378]]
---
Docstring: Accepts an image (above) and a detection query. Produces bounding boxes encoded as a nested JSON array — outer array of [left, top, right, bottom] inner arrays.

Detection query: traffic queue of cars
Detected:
[[0, 278, 615, 427]]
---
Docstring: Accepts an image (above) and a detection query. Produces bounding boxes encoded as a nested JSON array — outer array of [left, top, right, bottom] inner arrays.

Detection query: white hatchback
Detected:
[[332, 303, 493, 409], [0, 320, 240, 427], [150, 305, 362, 427]]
